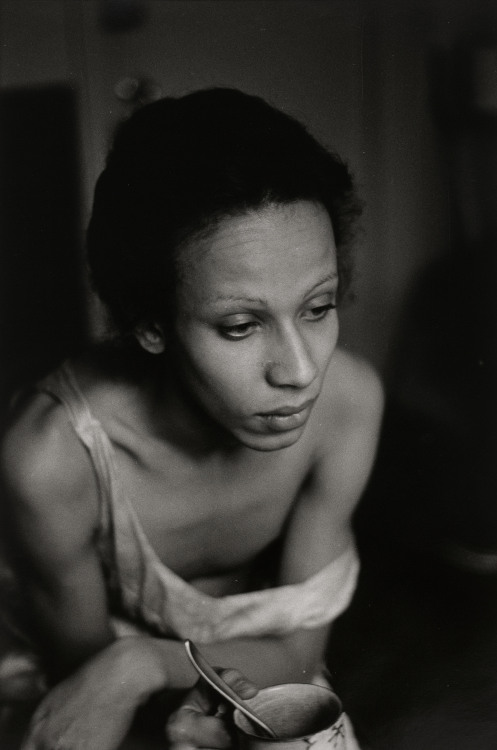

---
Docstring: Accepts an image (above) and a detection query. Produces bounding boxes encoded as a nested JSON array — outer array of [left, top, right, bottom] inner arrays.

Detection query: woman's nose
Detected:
[[265, 328, 318, 389]]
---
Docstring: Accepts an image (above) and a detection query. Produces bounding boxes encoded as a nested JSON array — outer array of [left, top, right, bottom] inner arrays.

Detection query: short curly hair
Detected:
[[87, 87, 361, 338]]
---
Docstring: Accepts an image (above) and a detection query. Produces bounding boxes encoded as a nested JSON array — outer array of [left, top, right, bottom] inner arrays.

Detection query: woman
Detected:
[[1, 88, 383, 750]]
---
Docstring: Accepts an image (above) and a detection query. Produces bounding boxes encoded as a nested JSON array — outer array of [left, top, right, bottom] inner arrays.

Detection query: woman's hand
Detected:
[[166, 668, 258, 750], [20, 638, 167, 750]]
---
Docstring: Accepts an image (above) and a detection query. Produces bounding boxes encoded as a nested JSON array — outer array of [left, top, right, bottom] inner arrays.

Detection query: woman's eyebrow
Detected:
[[304, 272, 339, 296], [212, 294, 267, 305], [210, 273, 338, 306]]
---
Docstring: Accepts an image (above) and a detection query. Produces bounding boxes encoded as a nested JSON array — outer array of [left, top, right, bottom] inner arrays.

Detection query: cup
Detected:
[[233, 683, 346, 750]]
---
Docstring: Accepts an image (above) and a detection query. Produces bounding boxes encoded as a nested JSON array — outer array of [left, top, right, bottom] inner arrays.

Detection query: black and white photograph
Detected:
[[0, 2, 496, 749]]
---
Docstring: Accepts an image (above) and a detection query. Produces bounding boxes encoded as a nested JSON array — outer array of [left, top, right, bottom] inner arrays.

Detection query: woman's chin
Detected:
[[236, 425, 306, 452]]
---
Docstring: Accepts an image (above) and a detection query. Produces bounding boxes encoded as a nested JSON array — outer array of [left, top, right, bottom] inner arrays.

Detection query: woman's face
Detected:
[[171, 201, 339, 451]]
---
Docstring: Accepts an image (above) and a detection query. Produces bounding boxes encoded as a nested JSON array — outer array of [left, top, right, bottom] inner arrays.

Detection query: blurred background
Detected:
[[0, 1, 496, 748]]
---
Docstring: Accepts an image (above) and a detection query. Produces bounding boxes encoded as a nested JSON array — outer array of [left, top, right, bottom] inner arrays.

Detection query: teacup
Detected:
[[233, 683, 346, 750]]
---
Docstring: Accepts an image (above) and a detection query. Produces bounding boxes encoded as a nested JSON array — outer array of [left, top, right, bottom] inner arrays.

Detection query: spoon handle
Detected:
[[184, 639, 276, 739]]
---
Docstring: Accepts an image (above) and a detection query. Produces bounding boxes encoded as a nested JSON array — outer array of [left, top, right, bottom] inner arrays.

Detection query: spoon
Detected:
[[184, 639, 277, 739]]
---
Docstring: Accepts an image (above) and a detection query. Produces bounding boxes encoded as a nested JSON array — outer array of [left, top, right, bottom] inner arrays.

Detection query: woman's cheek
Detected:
[[186, 334, 259, 400]]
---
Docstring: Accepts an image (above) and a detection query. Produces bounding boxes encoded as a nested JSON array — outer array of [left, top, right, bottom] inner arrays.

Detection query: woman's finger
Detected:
[[217, 668, 258, 700], [166, 706, 232, 748]]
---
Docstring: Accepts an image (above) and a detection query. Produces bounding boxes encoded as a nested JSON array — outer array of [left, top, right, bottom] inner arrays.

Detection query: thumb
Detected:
[[177, 667, 258, 716], [165, 670, 259, 749], [216, 668, 259, 702], [179, 667, 259, 717]]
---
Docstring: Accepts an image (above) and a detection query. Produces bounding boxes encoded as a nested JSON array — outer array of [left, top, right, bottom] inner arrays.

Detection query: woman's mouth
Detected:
[[256, 400, 315, 432]]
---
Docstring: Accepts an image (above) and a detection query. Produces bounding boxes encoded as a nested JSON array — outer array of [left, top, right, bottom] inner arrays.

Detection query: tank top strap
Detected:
[[35, 363, 115, 537]]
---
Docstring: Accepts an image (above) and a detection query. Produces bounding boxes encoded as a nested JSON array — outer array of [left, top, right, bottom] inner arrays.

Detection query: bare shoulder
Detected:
[[1, 391, 99, 545], [317, 347, 384, 435], [306, 347, 384, 520]]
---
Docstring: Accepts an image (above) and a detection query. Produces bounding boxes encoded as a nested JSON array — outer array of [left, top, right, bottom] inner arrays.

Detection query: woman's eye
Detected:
[[219, 321, 258, 339], [304, 303, 336, 321]]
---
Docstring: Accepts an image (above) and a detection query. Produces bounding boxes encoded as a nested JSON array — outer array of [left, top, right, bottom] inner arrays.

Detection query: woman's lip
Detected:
[[256, 400, 315, 432], [258, 399, 315, 417]]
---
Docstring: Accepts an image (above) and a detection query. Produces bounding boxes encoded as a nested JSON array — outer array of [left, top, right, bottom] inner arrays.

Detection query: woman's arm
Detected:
[[1, 398, 169, 750], [1, 396, 117, 675], [279, 353, 384, 585]]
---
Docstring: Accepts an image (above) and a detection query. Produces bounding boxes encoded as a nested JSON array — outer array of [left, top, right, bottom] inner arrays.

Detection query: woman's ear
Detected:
[[134, 323, 166, 354]]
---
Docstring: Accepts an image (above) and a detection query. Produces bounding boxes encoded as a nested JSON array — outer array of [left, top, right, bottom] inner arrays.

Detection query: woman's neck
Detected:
[[139, 358, 245, 459], [87, 341, 252, 460]]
